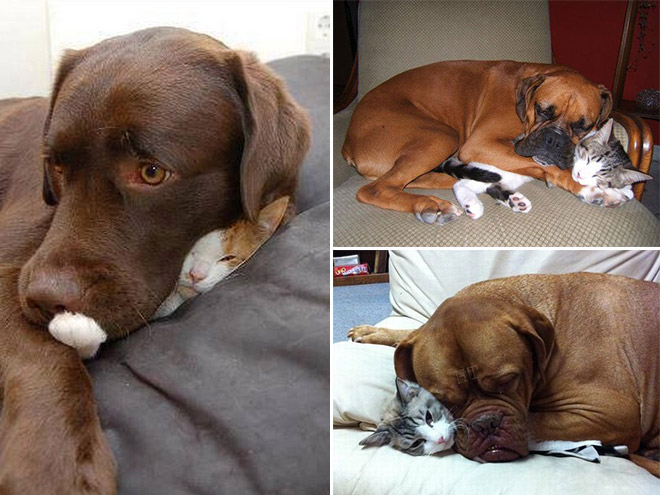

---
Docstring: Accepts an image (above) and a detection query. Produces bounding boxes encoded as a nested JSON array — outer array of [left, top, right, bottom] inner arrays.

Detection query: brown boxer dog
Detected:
[[348, 273, 660, 476], [342, 61, 622, 224]]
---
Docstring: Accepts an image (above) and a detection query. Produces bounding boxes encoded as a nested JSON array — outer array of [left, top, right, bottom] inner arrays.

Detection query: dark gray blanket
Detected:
[[87, 55, 330, 495]]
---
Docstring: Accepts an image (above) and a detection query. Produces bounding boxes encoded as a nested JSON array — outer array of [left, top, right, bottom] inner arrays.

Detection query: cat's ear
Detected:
[[395, 378, 420, 404], [359, 427, 392, 448], [619, 169, 653, 185], [257, 195, 290, 233], [593, 118, 614, 145]]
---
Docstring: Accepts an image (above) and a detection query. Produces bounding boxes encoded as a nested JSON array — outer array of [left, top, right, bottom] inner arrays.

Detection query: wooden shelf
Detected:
[[615, 99, 659, 121], [333, 273, 389, 286], [333, 250, 389, 286]]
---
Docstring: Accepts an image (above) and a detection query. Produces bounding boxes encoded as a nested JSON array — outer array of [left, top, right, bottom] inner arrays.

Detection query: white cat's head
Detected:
[[178, 195, 290, 294], [179, 230, 236, 294]]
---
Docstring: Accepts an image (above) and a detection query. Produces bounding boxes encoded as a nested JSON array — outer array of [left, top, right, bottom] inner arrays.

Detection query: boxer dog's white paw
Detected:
[[507, 192, 532, 213], [48, 312, 107, 359]]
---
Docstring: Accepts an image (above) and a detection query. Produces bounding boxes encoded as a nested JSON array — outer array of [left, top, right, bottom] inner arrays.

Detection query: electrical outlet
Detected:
[[306, 12, 330, 57]]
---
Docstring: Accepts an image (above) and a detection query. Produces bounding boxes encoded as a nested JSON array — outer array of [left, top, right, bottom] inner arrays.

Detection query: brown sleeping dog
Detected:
[[0, 27, 309, 493], [349, 273, 660, 476]]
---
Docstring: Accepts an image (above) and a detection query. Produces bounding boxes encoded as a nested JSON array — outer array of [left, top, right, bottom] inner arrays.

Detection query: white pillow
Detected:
[[332, 341, 396, 426], [389, 250, 660, 323]]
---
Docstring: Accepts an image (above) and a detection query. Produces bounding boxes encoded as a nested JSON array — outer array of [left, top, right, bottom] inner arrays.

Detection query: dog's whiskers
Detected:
[[128, 301, 151, 336]]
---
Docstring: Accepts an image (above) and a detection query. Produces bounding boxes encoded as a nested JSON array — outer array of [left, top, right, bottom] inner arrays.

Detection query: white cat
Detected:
[[153, 196, 290, 318]]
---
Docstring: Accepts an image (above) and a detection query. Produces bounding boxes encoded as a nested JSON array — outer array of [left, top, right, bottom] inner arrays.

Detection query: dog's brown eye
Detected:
[[139, 163, 170, 185]]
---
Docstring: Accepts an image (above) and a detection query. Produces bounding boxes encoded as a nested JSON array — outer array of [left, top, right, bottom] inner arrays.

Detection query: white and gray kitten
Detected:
[[360, 378, 456, 456], [572, 118, 651, 190]]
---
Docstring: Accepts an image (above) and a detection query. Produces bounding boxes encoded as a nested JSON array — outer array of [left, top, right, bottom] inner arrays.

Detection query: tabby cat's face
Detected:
[[359, 379, 455, 456], [389, 389, 455, 456], [571, 117, 651, 190], [572, 142, 609, 187]]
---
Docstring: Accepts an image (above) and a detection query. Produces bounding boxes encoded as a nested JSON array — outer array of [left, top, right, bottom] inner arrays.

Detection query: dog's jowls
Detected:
[[0, 27, 309, 493]]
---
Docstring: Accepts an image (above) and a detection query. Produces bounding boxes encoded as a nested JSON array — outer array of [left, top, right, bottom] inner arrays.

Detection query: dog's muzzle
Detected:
[[514, 126, 575, 169]]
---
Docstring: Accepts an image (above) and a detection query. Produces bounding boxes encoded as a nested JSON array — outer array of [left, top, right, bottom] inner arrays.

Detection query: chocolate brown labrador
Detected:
[[0, 27, 309, 494]]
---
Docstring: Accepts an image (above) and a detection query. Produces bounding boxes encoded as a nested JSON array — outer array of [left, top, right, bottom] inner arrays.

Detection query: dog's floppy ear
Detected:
[[515, 74, 546, 125], [511, 306, 555, 385], [596, 84, 613, 127], [394, 330, 419, 383], [229, 51, 310, 222], [42, 49, 86, 206]]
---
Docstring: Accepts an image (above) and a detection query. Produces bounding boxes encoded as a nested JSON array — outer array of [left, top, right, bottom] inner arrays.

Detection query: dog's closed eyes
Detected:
[[18, 26, 310, 342]]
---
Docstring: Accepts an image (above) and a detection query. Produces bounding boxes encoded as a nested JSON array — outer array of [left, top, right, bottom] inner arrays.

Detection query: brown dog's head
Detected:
[[394, 296, 554, 463], [513, 68, 612, 169], [18, 27, 310, 337]]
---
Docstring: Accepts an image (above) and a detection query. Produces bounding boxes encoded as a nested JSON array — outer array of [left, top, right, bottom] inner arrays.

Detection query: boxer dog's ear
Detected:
[[516, 74, 546, 125], [596, 85, 613, 127], [394, 331, 419, 383], [511, 306, 555, 385]]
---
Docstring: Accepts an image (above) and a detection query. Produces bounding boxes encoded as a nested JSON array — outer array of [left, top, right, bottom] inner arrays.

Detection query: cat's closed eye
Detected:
[[218, 254, 237, 262], [410, 439, 424, 449]]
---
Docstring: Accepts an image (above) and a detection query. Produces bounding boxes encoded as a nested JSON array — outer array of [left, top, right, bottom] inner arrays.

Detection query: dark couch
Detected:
[[88, 55, 330, 495]]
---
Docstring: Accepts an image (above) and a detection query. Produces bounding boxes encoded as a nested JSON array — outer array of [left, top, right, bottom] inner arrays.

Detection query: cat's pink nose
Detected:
[[437, 436, 445, 444], [189, 268, 207, 283]]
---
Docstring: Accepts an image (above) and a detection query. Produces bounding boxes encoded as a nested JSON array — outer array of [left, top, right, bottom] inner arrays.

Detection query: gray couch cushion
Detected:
[[269, 56, 330, 212], [88, 56, 330, 495]]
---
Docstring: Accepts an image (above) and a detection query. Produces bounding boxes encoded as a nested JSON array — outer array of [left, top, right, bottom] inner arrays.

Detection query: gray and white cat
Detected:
[[434, 118, 650, 218], [435, 157, 533, 219], [572, 118, 652, 190], [359, 378, 456, 456]]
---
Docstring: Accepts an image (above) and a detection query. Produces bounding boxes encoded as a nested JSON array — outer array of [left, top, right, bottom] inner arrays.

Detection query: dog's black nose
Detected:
[[25, 268, 83, 319], [542, 127, 571, 150], [471, 414, 503, 436]]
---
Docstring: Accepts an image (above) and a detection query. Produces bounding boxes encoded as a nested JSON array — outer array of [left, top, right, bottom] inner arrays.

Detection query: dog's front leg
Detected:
[[0, 292, 116, 495]]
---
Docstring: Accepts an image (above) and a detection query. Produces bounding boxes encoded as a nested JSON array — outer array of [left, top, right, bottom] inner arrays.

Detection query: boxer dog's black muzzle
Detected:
[[513, 126, 575, 169]]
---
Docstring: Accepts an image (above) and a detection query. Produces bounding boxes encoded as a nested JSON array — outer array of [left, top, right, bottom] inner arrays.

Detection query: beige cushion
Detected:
[[333, 102, 358, 188], [332, 341, 396, 427], [333, 427, 659, 495], [358, 0, 552, 97], [333, 175, 660, 246], [387, 250, 660, 322]]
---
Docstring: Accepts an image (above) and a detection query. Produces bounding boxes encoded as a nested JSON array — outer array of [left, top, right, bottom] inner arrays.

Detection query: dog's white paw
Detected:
[[507, 192, 532, 214], [48, 312, 107, 359]]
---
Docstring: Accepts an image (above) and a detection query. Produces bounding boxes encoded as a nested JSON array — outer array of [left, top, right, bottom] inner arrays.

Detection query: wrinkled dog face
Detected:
[[513, 70, 612, 170], [18, 27, 309, 338], [395, 297, 554, 463]]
